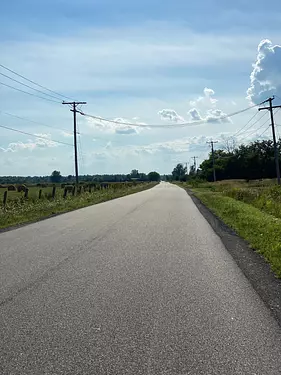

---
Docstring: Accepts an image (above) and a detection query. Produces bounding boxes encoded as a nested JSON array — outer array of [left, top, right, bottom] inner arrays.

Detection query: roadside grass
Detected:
[[181, 180, 281, 277], [0, 183, 157, 229]]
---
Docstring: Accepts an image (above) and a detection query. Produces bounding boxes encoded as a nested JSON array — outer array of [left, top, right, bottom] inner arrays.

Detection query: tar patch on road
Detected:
[[185, 188, 281, 328]]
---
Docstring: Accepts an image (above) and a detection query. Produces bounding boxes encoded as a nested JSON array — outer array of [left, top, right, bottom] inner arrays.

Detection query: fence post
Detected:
[[52, 186, 56, 199], [3, 191, 7, 209], [72, 186, 76, 196], [89, 185, 92, 193], [38, 189, 42, 199], [24, 188, 29, 199], [63, 187, 67, 199], [78, 186, 82, 195]]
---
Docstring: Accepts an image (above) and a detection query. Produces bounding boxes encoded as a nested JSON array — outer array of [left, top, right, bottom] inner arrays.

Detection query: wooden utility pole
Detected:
[[191, 156, 198, 171], [63, 101, 86, 186], [259, 97, 281, 185], [207, 141, 218, 182]]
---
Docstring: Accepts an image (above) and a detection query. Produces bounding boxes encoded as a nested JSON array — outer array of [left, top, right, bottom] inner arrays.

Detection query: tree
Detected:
[[172, 163, 187, 181], [199, 139, 281, 181], [50, 170, 62, 183], [130, 169, 140, 178], [148, 171, 160, 182]]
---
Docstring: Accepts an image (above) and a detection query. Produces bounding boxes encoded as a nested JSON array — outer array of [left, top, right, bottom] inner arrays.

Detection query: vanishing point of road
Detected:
[[1, 182, 281, 374]]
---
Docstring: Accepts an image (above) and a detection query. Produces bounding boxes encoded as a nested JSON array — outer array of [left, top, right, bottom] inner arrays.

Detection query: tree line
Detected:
[[170, 139, 281, 182], [0, 169, 161, 185]]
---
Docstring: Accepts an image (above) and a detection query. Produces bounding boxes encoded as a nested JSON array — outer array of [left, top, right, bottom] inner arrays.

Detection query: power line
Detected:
[[245, 117, 269, 138], [78, 102, 263, 129], [256, 126, 270, 138], [0, 72, 63, 101], [234, 111, 268, 138], [0, 110, 73, 134], [0, 63, 74, 101], [232, 111, 259, 137], [0, 81, 61, 104], [0, 123, 73, 146]]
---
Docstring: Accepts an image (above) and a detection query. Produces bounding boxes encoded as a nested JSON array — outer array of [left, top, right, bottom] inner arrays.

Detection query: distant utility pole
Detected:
[[259, 96, 281, 185], [63, 101, 87, 186], [191, 156, 198, 171], [207, 141, 218, 182]]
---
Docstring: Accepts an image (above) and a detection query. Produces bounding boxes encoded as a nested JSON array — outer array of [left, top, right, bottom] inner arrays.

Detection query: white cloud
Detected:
[[206, 109, 231, 123], [189, 87, 218, 107], [188, 108, 202, 121], [158, 109, 185, 122], [188, 88, 231, 124], [247, 39, 281, 104], [86, 116, 148, 135], [0, 135, 59, 152]]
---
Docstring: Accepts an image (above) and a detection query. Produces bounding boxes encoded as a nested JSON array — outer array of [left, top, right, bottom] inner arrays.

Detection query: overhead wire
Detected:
[[232, 110, 259, 137], [233, 111, 268, 139], [245, 116, 270, 138], [0, 81, 61, 104], [0, 63, 75, 101], [257, 126, 270, 138], [0, 123, 73, 147], [0, 72, 65, 101], [78, 102, 264, 129], [0, 110, 73, 134]]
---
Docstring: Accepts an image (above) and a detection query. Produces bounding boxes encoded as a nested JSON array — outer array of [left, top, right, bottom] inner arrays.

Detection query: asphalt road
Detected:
[[1, 182, 281, 375]]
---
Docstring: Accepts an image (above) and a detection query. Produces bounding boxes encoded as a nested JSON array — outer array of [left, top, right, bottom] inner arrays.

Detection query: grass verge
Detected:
[[192, 189, 281, 278], [0, 183, 157, 230]]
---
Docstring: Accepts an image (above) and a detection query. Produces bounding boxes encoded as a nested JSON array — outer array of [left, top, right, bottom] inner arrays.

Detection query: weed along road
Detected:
[[1, 182, 281, 374]]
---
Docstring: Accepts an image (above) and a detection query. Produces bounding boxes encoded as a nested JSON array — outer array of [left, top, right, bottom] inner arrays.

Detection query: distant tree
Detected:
[[50, 170, 62, 183], [139, 173, 148, 181], [130, 169, 140, 178], [148, 171, 160, 182], [172, 163, 187, 181]]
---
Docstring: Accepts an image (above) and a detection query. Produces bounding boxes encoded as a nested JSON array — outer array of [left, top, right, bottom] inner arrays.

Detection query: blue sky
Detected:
[[1, 0, 281, 175]]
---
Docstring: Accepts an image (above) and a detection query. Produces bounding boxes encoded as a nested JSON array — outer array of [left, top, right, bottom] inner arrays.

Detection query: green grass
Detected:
[[0, 183, 157, 229], [190, 188, 281, 278]]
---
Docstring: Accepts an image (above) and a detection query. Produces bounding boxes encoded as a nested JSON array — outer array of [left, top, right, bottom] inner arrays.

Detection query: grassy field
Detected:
[[178, 179, 281, 278], [0, 182, 157, 229]]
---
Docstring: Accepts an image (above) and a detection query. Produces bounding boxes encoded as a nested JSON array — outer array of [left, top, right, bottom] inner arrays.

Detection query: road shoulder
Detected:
[[185, 187, 281, 327]]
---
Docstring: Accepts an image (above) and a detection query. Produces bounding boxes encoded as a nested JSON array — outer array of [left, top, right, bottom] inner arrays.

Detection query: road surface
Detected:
[[1, 182, 281, 374]]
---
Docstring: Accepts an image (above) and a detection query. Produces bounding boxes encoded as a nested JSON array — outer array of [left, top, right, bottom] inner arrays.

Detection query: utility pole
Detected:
[[63, 101, 86, 186], [191, 156, 198, 171], [259, 96, 281, 185], [207, 141, 218, 182]]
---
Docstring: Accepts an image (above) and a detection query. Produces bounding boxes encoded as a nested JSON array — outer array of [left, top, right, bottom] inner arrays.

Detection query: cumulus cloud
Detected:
[[187, 108, 230, 123], [0, 135, 58, 152], [89, 127, 271, 164], [188, 108, 203, 121], [206, 109, 231, 123], [188, 88, 231, 124], [189, 87, 218, 107], [87, 117, 143, 135], [158, 109, 185, 123], [247, 39, 281, 104]]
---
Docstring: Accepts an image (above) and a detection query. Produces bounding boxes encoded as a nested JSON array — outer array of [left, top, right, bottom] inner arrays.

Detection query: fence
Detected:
[[1, 181, 143, 209]]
